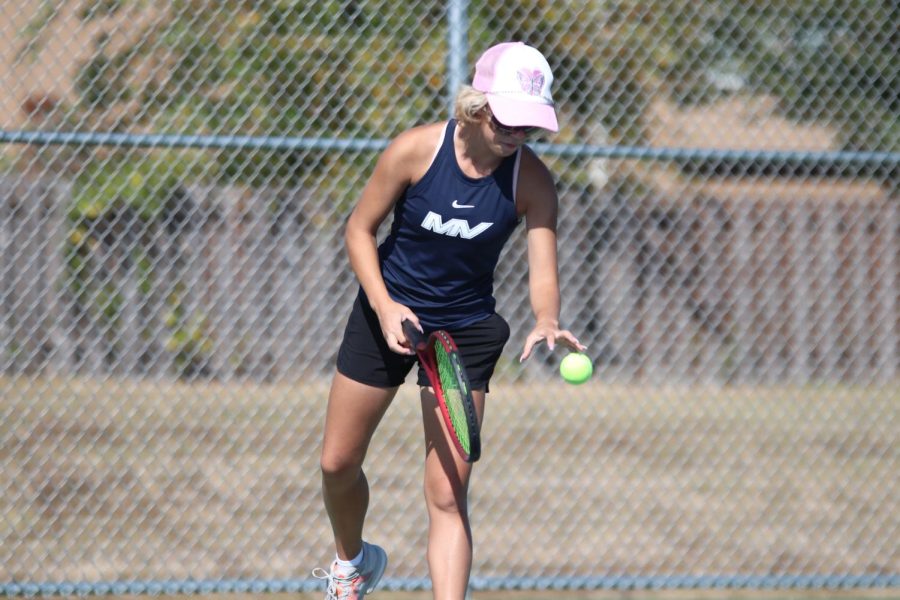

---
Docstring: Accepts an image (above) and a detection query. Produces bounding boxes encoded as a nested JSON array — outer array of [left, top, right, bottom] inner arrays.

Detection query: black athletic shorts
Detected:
[[336, 294, 510, 391]]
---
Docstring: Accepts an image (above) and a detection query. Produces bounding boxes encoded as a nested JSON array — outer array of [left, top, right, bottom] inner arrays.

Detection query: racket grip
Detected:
[[402, 319, 426, 350]]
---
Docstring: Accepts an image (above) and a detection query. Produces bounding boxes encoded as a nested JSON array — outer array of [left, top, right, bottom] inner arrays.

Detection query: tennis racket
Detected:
[[402, 319, 481, 463]]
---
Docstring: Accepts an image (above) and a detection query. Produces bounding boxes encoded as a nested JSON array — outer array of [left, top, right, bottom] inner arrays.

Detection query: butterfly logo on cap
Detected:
[[517, 69, 545, 96]]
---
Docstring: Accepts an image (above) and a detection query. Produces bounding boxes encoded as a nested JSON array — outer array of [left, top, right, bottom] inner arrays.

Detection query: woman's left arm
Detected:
[[517, 150, 586, 362]]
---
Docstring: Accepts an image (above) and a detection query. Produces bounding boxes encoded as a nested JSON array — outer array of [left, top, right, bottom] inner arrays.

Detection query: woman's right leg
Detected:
[[320, 371, 398, 560]]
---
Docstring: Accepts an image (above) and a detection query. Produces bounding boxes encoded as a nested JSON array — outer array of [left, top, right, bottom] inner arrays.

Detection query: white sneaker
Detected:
[[313, 542, 388, 600]]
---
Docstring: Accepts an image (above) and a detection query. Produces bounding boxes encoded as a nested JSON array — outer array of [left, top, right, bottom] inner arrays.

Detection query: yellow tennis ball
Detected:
[[560, 352, 592, 384]]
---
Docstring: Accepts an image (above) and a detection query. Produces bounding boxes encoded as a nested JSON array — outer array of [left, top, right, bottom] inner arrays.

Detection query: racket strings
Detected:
[[434, 344, 470, 452]]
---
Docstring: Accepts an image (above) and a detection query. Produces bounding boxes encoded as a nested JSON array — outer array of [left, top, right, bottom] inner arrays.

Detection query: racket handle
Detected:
[[402, 319, 426, 350]]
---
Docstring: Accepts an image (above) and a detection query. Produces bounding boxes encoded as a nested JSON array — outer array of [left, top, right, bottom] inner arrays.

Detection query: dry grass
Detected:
[[1, 376, 897, 586]]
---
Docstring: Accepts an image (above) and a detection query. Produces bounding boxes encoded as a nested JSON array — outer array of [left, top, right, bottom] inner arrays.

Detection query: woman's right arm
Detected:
[[344, 124, 441, 353]]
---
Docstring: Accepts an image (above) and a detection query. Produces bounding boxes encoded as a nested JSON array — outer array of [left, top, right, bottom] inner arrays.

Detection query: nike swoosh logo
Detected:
[[452, 200, 475, 208]]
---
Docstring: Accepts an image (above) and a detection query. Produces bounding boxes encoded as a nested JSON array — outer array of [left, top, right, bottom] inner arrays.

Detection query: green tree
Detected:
[[646, 0, 898, 154], [67, 0, 897, 204]]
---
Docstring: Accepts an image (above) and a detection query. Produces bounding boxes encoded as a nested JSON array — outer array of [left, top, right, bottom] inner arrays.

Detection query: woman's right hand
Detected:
[[374, 301, 420, 355]]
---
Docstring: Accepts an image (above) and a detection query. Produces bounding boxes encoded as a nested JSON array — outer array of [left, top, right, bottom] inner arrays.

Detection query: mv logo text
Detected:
[[421, 211, 493, 239]]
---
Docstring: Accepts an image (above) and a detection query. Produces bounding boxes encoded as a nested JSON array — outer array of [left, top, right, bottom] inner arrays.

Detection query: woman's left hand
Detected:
[[519, 322, 586, 362]]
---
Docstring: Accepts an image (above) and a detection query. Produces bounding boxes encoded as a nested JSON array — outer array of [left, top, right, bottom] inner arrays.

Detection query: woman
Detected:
[[316, 42, 585, 600]]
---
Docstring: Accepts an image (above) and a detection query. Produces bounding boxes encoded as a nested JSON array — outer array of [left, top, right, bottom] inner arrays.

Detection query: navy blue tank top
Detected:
[[374, 119, 521, 329]]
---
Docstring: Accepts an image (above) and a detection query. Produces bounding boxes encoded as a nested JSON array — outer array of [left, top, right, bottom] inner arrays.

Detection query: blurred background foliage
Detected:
[[50, 0, 896, 217], [3, 0, 897, 379]]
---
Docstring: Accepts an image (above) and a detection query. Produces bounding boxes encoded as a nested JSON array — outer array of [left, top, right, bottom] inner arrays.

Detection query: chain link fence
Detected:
[[1, 0, 897, 594]]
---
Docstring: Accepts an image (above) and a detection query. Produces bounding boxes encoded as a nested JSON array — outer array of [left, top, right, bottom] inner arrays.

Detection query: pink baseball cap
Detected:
[[472, 42, 558, 132]]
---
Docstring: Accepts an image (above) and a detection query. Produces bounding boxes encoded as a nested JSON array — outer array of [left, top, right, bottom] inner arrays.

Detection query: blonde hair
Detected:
[[453, 85, 490, 125]]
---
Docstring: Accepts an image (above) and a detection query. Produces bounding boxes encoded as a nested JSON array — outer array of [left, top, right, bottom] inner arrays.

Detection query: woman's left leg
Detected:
[[419, 387, 486, 600]]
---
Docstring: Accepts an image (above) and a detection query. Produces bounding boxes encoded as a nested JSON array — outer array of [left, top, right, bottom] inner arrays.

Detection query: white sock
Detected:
[[335, 547, 364, 572]]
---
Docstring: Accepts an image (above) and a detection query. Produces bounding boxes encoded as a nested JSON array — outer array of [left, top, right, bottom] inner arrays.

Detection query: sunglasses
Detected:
[[489, 114, 538, 137]]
